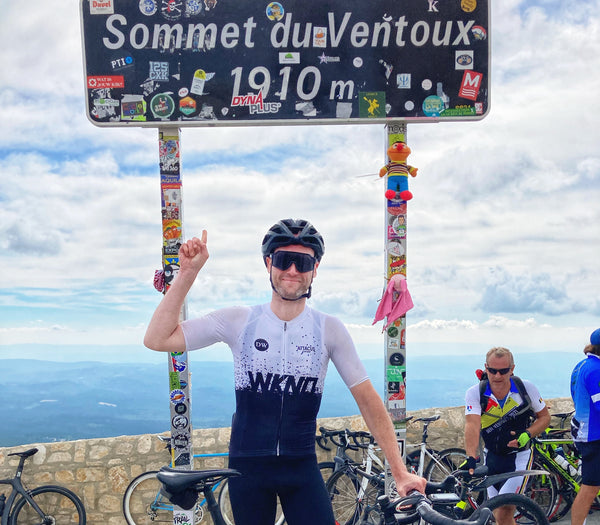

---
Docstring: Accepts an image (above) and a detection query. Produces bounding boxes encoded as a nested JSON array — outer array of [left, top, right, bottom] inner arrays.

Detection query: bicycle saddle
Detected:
[[157, 467, 241, 510], [8, 448, 38, 458], [157, 466, 241, 491]]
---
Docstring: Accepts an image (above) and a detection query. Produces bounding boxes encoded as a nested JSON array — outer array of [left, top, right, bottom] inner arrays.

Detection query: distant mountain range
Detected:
[[0, 352, 579, 447]]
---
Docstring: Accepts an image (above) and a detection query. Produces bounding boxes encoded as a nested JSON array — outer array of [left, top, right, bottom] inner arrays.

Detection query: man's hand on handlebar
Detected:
[[458, 456, 479, 476], [394, 470, 427, 496]]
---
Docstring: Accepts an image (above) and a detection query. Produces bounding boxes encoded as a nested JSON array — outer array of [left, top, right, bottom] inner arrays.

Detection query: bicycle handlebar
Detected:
[[351, 430, 376, 448], [315, 434, 331, 451], [316, 427, 360, 451], [416, 498, 492, 525], [379, 479, 492, 525]]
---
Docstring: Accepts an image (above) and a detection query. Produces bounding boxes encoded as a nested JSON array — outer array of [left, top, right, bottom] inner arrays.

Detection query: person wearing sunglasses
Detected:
[[144, 218, 426, 525], [462, 347, 550, 525]]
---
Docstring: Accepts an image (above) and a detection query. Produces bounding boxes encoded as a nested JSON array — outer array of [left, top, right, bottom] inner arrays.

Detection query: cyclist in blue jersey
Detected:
[[570, 328, 600, 525], [144, 219, 426, 525]]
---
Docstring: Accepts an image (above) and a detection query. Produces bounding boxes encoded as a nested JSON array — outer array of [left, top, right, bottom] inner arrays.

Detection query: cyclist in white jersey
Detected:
[[144, 219, 426, 525]]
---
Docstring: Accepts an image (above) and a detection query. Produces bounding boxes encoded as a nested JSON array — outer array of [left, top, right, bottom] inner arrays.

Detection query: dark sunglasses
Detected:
[[486, 366, 512, 375], [270, 251, 316, 273]]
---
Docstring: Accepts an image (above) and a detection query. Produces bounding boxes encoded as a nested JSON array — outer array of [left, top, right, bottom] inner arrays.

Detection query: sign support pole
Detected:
[[383, 122, 409, 495], [158, 128, 195, 524]]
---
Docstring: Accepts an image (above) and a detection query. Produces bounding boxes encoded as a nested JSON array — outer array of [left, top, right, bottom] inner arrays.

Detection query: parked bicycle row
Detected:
[[122, 420, 555, 525], [0, 410, 584, 525]]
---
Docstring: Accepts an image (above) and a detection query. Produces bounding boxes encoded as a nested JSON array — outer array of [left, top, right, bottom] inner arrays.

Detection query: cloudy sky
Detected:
[[1, 0, 598, 373]]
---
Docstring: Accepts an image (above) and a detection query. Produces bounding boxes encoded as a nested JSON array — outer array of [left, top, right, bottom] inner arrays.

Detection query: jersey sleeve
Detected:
[[465, 384, 481, 416], [583, 365, 600, 405], [324, 315, 369, 389], [522, 379, 546, 413], [180, 306, 251, 351]]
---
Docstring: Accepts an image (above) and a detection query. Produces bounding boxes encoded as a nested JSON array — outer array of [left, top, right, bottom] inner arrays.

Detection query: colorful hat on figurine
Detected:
[[591, 328, 600, 346]]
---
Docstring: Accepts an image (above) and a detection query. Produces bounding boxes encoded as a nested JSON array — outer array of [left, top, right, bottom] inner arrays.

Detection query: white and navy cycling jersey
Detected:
[[181, 303, 369, 457]]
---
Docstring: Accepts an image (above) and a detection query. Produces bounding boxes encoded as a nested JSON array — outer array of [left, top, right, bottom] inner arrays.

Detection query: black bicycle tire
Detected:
[[326, 466, 383, 525], [326, 467, 363, 525], [122, 470, 163, 525], [540, 470, 573, 522], [546, 481, 573, 522], [473, 492, 550, 525], [521, 457, 559, 521], [424, 448, 468, 481], [530, 453, 574, 522], [319, 460, 337, 485], [10, 484, 86, 525]]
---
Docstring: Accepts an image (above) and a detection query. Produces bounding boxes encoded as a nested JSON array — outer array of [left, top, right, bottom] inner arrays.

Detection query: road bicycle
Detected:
[[404, 416, 468, 481], [0, 447, 86, 524], [432, 465, 550, 525], [318, 428, 389, 525], [157, 468, 494, 525], [349, 476, 495, 525], [321, 420, 466, 525], [327, 455, 549, 525], [523, 429, 600, 522], [122, 435, 285, 525]]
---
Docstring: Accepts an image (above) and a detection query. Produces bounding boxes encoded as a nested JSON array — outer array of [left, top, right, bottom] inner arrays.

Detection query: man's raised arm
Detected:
[[144, 231, 209, 353]]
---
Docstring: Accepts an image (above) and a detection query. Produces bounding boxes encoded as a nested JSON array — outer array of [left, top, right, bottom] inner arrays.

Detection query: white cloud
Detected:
[[1, 1, 599, 359]]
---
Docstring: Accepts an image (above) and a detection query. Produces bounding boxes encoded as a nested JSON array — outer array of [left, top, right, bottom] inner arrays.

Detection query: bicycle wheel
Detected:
[[326, 468, 362, 525], [218, 480, 285, 525], [319, 460, 336, 486], [123, 470, 203, 524], [521, 460, 559, 521], [326, 467, 382, 525], [536, 467, 573, 523], [472, 493, 549, 525], [123, 471, 170, 524], [424, 447, 467, 482], [10, 485, 86, 525]]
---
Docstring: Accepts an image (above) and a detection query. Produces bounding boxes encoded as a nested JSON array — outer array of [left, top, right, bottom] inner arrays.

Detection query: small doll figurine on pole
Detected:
[[379, 141, 418, 201]]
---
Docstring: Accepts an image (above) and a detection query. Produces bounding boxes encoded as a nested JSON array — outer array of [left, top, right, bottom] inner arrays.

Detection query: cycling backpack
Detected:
[[478, 372, 533, 419]]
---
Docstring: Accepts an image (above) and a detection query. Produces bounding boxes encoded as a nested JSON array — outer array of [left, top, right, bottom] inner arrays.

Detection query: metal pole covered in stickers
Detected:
[[158, 128, 195, 525], [382, 122, 411, 495]]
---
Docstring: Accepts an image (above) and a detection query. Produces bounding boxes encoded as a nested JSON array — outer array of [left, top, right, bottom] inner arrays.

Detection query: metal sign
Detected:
[[80, 0, 490, 127]]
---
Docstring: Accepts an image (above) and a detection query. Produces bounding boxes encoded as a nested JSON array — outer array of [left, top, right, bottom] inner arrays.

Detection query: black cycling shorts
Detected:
[[575, 440, 600, 486], [227, 454, 335, 525]]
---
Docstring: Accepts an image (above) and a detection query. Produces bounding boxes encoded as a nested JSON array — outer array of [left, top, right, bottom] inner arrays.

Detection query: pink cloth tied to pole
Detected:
[[153, 270, 165, 292], [372, 274, 414, 331]]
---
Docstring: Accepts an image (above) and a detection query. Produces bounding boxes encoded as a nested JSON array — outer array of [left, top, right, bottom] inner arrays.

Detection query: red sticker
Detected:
[[87, 75, 124, 89]]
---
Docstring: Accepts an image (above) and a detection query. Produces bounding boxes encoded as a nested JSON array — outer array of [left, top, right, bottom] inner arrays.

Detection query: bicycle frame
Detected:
[[405, 443, 438, 477], [357, 442, 385, 500], [405, 415, 443, 476], [0, 462, 48, 525], [532, 437, 597, 499], [452, 468, 549, 517]]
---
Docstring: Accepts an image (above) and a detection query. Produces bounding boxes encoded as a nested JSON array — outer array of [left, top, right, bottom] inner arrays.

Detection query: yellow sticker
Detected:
[[461, 0, 477, 12]]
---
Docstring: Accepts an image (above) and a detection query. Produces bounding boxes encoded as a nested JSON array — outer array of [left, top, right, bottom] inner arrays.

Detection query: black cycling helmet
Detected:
[[261, 219, 325, 264]]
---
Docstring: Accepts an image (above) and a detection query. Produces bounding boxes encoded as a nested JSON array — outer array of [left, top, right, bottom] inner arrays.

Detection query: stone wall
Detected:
[[0, 398, 573, 524]]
